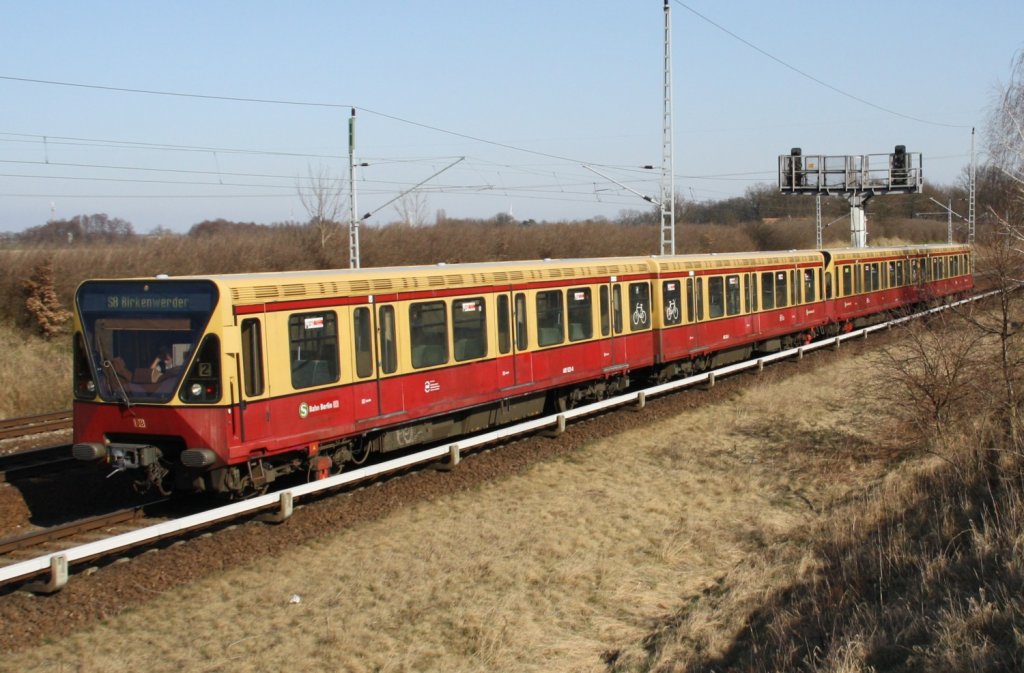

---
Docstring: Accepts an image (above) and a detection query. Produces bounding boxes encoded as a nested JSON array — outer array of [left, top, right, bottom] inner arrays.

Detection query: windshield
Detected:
[[76, 280, 219, 403]]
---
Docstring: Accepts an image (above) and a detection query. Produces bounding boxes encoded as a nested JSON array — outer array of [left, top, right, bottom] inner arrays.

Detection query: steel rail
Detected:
[[0, 410, 72, 440], [0, 444, 74, 483], [0, 290, 1000, 592], [0, 505, 153, 556]]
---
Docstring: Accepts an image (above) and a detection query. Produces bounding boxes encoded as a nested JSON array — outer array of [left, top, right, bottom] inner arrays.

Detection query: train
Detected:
[[71, 243, 973, 496]]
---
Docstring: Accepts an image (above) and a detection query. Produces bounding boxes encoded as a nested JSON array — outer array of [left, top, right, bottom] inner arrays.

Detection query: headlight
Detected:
[[191, 383, 203, 397], [86, 380, 96, 393]]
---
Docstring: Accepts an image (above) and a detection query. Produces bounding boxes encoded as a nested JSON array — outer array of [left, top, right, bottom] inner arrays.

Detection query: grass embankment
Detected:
[[0, 323, 69, 418]]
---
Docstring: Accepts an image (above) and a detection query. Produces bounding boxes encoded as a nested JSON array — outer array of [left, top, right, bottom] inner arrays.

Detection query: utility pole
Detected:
[[659, 0, 675, 255], [968, 127, 976, 245], [815, 193, 822, 249], [348, 107, 360, 269]]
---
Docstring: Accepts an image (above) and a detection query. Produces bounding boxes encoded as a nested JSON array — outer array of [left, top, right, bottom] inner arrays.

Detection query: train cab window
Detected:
[[514, 293, 528, 351], [726, 275, 741, 316], [629, 282, 651, 331], [410, 301, 448, 368], [803, 270, 815, 303], [775, 272, 788, 308], [568, 288, 593, 342], [663, 280, 682, 326], [708, 276, 725, 319], [613, 285, 624, 334], [353, 307, 373, 378], [841, 265, 852, 296], [378, 306, 398, 374], [536, 291, 564, 346], [760, 271, 775, 310], [497, 295, 511, 355], [453, 297, 486, 361], [288, 311, 339, 389], [600, 286, 610, 336], [241, 318, 264, 396]]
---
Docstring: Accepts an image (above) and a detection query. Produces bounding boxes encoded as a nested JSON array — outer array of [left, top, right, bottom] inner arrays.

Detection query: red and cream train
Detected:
[[71, 244, 973, 495]]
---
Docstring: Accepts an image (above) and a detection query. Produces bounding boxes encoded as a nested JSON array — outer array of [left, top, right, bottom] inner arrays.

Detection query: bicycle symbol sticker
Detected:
[[632, 303, 647, 326], [665, 299, 679, 323]]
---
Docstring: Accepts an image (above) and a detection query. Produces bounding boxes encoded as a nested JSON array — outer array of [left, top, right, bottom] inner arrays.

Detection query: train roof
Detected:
[[96, 244, 968, 306]]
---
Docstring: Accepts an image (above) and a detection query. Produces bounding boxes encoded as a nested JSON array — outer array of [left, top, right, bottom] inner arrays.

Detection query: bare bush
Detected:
[[20, 260, 71, 339]]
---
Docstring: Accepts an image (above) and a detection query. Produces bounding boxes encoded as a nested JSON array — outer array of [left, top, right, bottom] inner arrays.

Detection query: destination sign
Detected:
[[78, 281, 217, 313]]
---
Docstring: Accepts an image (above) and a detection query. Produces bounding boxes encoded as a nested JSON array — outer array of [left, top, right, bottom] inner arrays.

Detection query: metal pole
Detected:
[[968, 127, 976, 245], [660, 0, 675, 255], [348, 108, 360, 269], [815, 193, 822, 248], [948, 198, 953, 243]]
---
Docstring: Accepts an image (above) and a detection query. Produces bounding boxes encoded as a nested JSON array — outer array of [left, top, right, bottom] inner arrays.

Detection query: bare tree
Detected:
[[297, 164, 346, 248], [393, 190, 430, 227]]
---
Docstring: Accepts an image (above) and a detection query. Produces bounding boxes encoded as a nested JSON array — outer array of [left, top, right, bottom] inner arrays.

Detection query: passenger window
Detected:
[[726, 275, 741, 316], [775, 272, 788, 308], [599, 286, 610, 336], [514, 293, 528, 351], [568, 288, 593, 341], [613, 285, 624, 334], [629, 282, 651, 331], [353, 307, 373, 378], [453, 297, 486, 361], [410, 301, 448, 368], [760, 271, 775, 310], [536, 290, 564, 346], [379, 306, 397, 374], [241, 318, 264, 396], [663, 280, 682, 326], [686, 278, 695, 322], [289, 311, 339, 389], [497, 295, 511, 355], [708, 276, 725, 319]]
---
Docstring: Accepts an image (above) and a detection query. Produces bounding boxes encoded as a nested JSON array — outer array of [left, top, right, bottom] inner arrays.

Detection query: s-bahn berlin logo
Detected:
[[299, 400, 340, 418]]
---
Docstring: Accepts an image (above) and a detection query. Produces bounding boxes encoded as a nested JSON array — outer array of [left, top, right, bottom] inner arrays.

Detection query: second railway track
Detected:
[[0, 411, 72, 441]]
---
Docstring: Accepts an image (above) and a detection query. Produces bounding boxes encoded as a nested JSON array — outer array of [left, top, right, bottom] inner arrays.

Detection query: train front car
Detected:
[[71, 278, 225, 495]]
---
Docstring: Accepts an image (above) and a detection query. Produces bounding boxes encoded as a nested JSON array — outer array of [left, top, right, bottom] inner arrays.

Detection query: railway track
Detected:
[[0, 444, 74, 483], [0, 504, 154, 558], [0, 410, 72, 441]]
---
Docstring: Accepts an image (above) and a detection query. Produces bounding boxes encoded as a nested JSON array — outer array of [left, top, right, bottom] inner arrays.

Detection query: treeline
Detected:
[[3, 171, 1011, 249]]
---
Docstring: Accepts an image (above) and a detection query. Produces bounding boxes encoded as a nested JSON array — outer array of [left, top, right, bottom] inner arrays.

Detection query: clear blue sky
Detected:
[[1, 1, 1021, 233]]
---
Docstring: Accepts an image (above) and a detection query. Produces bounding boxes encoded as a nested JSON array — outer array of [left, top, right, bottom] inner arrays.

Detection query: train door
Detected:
[[510, 292, 533, 387], [601, 282, 619, 370], [374, 303, 405, 418], [349, 305, 380, 423], [236, 314, 273, 446]]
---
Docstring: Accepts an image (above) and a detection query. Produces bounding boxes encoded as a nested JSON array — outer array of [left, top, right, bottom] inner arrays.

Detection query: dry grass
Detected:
[[0, 323, 70, 418], [2, 353, 905, 673]]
